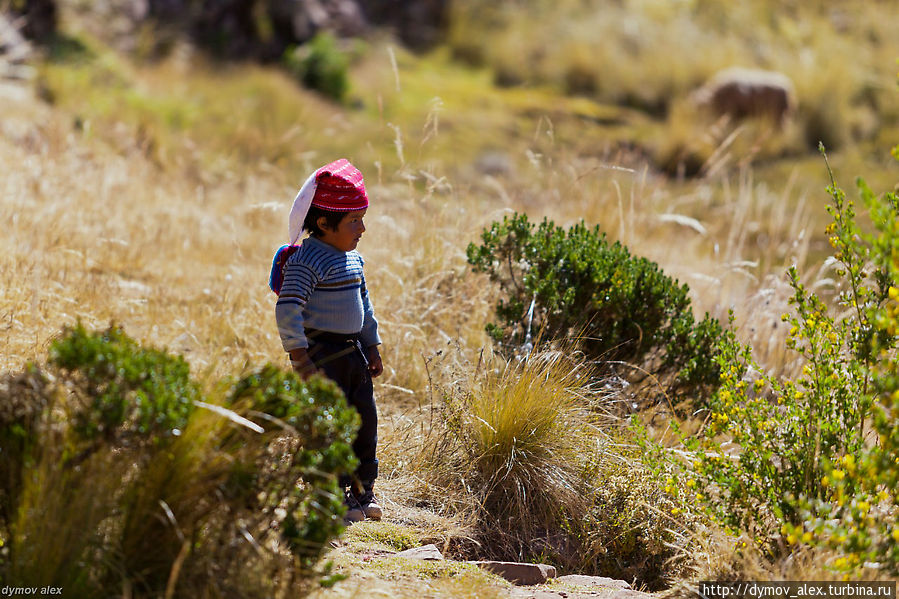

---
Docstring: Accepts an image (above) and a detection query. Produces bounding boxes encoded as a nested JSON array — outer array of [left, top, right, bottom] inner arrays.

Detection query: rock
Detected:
[[4, 0, 57, 42], [394, 544, 444, 561], [470, 561, 557, 586], [556, 574, 632, 590], [0, 12, 36, 86], [357, 0, 448, 50], [605, 591, 654, 599], [474, 151, 514, 176], [509, 589, 570, 599], [267, 0, 368, 48]]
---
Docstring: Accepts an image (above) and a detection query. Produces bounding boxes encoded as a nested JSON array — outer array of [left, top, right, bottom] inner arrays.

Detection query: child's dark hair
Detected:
[[303, 205, 346, 236]]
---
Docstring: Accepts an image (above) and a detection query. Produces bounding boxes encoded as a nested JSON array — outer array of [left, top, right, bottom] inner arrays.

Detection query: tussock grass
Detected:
[[395, 347, 709, 588], [409, 349, 606, 559]]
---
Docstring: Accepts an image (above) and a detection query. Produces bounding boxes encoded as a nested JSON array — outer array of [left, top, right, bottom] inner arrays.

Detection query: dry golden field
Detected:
[[2, 0, 899, 593]]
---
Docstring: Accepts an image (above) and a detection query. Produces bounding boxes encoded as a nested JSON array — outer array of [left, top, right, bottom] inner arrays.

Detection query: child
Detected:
[[273, 158, 383, 523]]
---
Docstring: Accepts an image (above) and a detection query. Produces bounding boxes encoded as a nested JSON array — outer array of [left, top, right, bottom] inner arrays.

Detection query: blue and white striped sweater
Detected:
[[275, 236, 380, 351]]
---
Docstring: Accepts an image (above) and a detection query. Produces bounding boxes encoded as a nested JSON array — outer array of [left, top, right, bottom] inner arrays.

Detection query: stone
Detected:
[[508, 589, 569, 599], [469, 561, 557, 586], [5, 0, 57, 42], [357, 0, 448, 50], [556, 574, 631, 590], [394, 544, 444, 561]]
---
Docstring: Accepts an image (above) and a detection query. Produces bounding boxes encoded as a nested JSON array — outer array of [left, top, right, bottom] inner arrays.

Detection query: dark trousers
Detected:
[[306, 330, 378, 489]]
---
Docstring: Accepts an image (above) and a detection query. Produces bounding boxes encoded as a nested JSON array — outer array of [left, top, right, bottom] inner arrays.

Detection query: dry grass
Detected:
[[417, 348, 606, 530], [3, 1, 895, 587]]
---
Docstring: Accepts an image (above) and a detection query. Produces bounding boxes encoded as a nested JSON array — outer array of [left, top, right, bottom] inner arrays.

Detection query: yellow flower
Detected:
[[695, 493, 704, 501], [686, 479, 696, 488], [671, 507, 681, 516], [786, 534, 797, 545], [822, 475, 830, 487], [802, 532, 813, 543], [890, 286, 899, 301], [832, 469, 845, 480], [892, 528, 899, 543]]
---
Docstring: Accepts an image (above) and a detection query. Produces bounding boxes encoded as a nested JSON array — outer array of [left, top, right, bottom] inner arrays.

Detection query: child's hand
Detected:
[[289, 348, 319, 380], [367, 345, 383, 378]]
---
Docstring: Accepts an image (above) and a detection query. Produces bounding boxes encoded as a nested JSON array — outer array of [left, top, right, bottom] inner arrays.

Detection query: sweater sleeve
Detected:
[[359, 271, 381, 347], [275, 258, 319, 351]]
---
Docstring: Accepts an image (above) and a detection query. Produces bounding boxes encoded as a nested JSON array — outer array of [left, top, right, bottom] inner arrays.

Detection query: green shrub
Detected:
[[49, 322, 198, 441], [0, 366, 51, 526], [1, 324, 358, 596], [685, 146, 899, 573], [283, 32, 349, 102], [466, 212, 723, 392]]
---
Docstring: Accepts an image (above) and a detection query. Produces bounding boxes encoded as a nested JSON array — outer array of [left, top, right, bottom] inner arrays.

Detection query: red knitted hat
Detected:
[[311, 159, 368, 212]]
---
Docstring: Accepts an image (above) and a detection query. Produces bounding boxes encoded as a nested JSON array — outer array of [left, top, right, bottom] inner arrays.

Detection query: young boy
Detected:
[[274, 158, 383, 523]]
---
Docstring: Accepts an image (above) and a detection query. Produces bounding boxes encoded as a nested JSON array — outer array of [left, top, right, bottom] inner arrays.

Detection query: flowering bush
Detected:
[[687, 146, 899, 573]]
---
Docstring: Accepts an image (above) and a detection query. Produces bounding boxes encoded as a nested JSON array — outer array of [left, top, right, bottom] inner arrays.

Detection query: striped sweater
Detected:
[[275, 236, 380, 351]]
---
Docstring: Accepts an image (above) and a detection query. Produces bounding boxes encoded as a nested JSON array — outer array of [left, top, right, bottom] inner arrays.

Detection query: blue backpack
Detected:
[[268, 244, 300, 294]]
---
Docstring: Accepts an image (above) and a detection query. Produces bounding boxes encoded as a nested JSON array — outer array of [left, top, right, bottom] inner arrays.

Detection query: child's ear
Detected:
[[316, 216, 331, 232]]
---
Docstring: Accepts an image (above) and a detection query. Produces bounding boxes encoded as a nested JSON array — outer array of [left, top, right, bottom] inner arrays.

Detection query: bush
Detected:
[[685, 146, 899, 574], [0, 366, 51, 526], [466, 212, 723, 392], [49, 322, 198, 440], [420, 349, 699, 589], [1, 324, 358, 596], [282, 32, 349, 102]]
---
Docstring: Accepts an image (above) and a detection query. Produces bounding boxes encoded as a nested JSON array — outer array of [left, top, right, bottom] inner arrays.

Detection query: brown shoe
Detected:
[[343, 489, 364, 524], [357, 488, 382, 521]]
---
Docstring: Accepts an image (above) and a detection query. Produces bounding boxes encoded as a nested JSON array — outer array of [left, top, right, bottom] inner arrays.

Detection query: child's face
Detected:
[[318, 208, 367, 252]]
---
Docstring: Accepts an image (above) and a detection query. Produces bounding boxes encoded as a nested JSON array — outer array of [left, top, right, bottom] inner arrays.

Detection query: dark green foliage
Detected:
[[225, 364, 359, 566], [282, 33, 349, 102], [0, 365, 51, 525], [1, 324, 359, 596], [49, 322, 197, 441], [467, 212, 723, 390]]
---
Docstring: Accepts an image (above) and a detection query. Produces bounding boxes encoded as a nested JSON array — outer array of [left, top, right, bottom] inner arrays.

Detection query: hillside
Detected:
[[2, 0, 899, 596]]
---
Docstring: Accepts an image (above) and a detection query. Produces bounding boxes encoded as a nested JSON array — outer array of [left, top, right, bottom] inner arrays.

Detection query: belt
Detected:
[[306, 329, 362, 344], [306, 329, 368, 368]]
